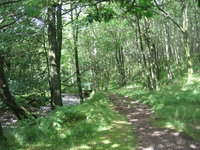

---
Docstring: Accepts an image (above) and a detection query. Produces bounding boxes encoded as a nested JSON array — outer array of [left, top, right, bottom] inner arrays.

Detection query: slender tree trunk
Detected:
[[119, 46, 126, 86], [47, 2, 63, 109], [136, 15, 151, 89], [71, 5, 83, 103], [164, 22, 173, 81], [0, 53, 28, 120], [115, 46, 126, 87], [42, 28, 51, 95], [194, 7, 200, 63], [90, 28, 100, 92], [143, 20, 158, 90], [56, 3, 62, 91], [154, 0, 193, 81], [182, 2, 193, 82], [148, 43, 157, 90], [104, 55, 110, 91], [0, 122, 6, 144]]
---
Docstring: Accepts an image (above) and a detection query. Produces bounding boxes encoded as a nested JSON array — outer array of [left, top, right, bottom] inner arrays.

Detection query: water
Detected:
[[1, 94, 81, 127]]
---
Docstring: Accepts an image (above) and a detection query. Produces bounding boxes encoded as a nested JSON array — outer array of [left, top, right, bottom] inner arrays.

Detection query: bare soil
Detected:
[[109, 93, 200, 150]]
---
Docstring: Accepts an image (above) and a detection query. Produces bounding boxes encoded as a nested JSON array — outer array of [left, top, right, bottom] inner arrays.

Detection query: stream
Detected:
[[0, 94, 81, 127]]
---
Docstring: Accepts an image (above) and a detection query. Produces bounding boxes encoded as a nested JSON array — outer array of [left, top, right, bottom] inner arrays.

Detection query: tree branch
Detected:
[[153, 0, 184, 33], [0, 15, 23, 30]]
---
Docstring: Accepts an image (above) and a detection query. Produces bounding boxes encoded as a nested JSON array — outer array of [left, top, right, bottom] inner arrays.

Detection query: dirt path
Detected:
[[108, 93, 200, 150]]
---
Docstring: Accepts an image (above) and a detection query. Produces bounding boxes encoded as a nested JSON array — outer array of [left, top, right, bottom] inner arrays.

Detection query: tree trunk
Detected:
[[143, 20, 158, 90], [0, 53, 28, 120], [164, 22, 173, 81], [90, 28, 100, 92], [56, 3, 62, 89], [154, 0, 193, 81], [136, 15, 151, 89], [115, 46, 126, 87], [0, 122, 6, 143], [71, 5, 83, 103], [182, 2, 193, 82], [47, 3, 63, 109]]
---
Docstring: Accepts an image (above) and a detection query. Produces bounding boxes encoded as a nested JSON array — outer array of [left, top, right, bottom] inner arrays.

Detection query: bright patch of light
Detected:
[[71, 145, 91, 150], [127, 85, 134, 89], [97, 126, 111, 131], [113, 121, 131, 125], [143, 146, 154, 150], [111, 144, 120, 148], [190, 144, 197, 149], [59, 133, 67, 139], [102, 140, 111, 144], [193, 90, 198, 94]]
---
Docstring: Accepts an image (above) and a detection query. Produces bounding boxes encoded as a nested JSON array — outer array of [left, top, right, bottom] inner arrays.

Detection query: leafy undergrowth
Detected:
[[113, 74, 200, 142], [1, 92, 135, 150]]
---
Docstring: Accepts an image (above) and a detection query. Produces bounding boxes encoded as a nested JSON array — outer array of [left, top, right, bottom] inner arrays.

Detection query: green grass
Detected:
[[1, 92, 136, 150], [113, 74, 200, 142]]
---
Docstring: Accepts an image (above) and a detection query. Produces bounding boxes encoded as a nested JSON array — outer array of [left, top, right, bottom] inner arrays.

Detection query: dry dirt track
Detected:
[[108, 93, 200, 150]]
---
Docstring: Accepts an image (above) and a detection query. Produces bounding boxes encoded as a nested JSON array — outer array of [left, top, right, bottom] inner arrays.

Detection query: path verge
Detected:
[[109, 93, 200, 150]]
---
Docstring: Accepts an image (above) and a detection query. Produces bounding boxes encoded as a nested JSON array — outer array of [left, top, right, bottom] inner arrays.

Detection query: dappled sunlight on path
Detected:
[[109, 93, 200, 150]]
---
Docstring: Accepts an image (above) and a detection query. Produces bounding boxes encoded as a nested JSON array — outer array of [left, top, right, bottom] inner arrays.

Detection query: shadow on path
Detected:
[[108, 93, 200, 150]]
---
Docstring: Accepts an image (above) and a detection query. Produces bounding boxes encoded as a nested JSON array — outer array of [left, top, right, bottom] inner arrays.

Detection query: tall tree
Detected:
[[109, 30, 126, 87], [47, 0, 63, 109], [71, 4, 83, 102], [154, 0, 193, 81], [135, 14, 151, 89]]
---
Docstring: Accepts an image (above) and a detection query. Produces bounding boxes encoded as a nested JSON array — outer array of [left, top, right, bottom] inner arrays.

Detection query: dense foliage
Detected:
[[0, 0, 200, 149]]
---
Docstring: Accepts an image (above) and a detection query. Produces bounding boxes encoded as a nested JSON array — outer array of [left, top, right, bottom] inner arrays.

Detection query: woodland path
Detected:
[[108, 93, 200, 150]]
